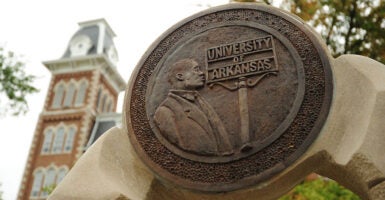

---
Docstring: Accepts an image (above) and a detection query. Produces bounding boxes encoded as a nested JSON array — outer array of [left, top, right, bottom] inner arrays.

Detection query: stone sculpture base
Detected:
[[48, 55, 385, 200]]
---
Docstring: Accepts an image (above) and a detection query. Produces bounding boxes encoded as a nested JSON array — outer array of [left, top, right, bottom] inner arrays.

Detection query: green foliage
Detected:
[[0, 47, 38, 116], [42, 184, 56, 195], [234, 0, 385, 63], [284, 0, 385, 63], [279, 178, 361, 200]]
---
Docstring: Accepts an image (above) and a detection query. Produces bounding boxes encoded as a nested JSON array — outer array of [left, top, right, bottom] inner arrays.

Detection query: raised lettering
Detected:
[[263, 37, 272, 48], [257, 39, 264, 49], [239, 42, 246, 54], [264, 58, 272, 69], [211, 69, 220, 79], [234, 64, 242, 75], [257, 60, 265, 71], [245, 41, 253, 51], [220, 67, 226, 78], [224, 45, 232, 57], [207, 49, 215, 61], [226, 65, 234, 77], [233, 43, 239, 54], [249, 61, 257, 72], [215, 46, 223, 58], [241, 62, 250, 74]]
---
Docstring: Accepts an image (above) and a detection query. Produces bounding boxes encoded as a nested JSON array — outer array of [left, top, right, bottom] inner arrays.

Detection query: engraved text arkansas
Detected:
[[206, 35, 278, 83]]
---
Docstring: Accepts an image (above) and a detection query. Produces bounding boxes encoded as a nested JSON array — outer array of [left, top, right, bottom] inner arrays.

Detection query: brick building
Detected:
[[17, 19, 126, 200]]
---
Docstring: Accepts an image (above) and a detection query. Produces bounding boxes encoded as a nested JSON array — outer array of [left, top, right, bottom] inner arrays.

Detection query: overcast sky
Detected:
[[0, 1, 237, 199]]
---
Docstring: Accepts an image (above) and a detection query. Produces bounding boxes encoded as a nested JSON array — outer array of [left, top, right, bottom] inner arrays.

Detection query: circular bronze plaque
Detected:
[[125, 4, 333, 192]]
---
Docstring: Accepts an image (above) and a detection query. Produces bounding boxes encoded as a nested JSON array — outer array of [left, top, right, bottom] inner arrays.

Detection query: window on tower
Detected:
[[41, 124, 78, 155], [52, 83, 65, 108], [41, 167, 56, 197], [29, 164, 69, 198], [30, 169, 44, 198], [52, 79, 90, 109], [41, 128, 54, 154], [75, 80, 88, 106], [64, 126, 76, 152], [63, 82, 76, 107], [56, 167, 68, 185], [52, 126, 65, 153]]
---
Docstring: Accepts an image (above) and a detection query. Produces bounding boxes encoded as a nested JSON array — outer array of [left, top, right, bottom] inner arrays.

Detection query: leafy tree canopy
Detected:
[[0, 47, 38, 116], [289, 0, 385, 63], [233, 0, 385, 64], [279, 178, 361, 200]]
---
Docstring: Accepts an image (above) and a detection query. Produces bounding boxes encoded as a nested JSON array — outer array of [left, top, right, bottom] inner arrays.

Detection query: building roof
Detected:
[[61, 18, 117, 60]]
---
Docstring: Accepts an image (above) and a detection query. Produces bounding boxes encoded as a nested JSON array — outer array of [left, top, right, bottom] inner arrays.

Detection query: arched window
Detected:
[[30, 169, 44, 197], [63, 82, 76, 107], [75, 80, 88, 106], [52, 83, 65, 108], [64, 126, 76, 153], [52, 126, 65, 153], [41, 128, 54, 154], [56, 168, 67, 185], [41, 167, 56, 197]]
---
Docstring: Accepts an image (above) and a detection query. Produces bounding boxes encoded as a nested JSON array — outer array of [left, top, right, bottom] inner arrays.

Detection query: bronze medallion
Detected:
[[125, 4, 333, 192]]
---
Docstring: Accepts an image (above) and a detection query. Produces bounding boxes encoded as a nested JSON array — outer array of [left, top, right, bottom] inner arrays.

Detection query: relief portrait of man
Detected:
[[154, 58, 233, 156]]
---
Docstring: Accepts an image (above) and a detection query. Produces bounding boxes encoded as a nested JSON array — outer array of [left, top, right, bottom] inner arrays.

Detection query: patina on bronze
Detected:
[[125, 3, 333, 192]]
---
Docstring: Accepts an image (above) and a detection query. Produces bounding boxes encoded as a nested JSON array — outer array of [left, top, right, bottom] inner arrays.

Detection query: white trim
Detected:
[[43, 54, 125, 93], [97, 22, 106, 54], [75, 112, 93, 161], [17, 117, 45, 199], [78, 18, 116, 37], [41, 106, 92, 116]]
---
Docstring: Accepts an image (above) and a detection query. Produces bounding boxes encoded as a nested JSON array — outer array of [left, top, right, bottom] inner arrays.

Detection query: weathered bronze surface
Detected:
[[125, 3, 333, 192]]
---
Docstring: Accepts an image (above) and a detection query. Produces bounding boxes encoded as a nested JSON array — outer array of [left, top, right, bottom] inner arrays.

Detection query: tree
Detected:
[[233, 0, 385, 64], [0, 47, 38, 116], [287, 0, 385, 63], [279, 178, 360, 200]]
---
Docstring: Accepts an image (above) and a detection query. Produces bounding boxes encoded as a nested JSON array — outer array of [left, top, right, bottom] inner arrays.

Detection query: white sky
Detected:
[[0, 1, 234, 199]]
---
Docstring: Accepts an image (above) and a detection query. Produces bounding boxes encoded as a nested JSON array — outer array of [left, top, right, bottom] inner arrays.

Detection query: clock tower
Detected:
[[17, 19, 125, 200]]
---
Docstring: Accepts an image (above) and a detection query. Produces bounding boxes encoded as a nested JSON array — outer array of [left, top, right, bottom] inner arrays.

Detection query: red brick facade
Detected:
[[17, 19, 126, 200]]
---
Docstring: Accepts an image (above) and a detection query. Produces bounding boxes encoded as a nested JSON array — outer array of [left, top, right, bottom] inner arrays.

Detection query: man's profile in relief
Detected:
[[154, 58, 233, 156]]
